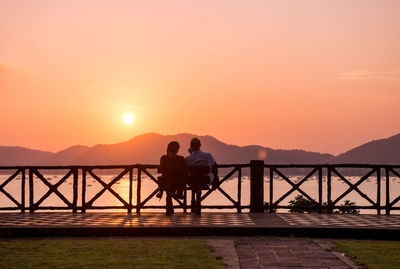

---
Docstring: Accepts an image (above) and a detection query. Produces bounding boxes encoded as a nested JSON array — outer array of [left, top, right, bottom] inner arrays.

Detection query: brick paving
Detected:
[[1, 212, 400, 229], [234, 237, 354, 269]]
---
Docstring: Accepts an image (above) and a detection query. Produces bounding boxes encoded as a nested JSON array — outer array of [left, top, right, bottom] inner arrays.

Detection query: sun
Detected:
[[122, 114, 134, 125]]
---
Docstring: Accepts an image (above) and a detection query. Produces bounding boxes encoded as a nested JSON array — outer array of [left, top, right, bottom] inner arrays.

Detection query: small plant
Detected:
[[288, 195, 319, 213], [287, 195, 359, 214], [334, 200, 360, 214], [264, 202, 277, 213]]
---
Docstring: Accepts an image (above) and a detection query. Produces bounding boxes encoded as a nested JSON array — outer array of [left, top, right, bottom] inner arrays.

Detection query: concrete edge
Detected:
[[2, 226, 400, 239]]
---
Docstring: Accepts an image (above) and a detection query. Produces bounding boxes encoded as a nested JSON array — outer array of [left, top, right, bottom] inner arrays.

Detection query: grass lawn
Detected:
[[333, 240, 400, 269], [0, 239, 226, 269]]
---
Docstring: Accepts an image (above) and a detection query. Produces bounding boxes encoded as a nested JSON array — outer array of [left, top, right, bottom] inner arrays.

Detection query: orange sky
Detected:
[[1, 1, 400, 155]]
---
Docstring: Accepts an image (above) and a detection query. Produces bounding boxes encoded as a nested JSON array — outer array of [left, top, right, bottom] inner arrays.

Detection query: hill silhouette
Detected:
[[333, 134, 400, 164], [1, 132, 400, 166], [0, 146, 53, 166], [0, 133, 333, 166]]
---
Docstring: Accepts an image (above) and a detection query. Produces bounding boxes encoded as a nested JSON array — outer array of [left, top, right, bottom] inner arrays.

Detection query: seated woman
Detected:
[[158, 141, 186, 215]]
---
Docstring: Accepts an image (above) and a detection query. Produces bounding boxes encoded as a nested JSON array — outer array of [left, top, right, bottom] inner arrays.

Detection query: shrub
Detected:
[[288, 195, 359, 214], [264, 202, 277, 213], [334, 200, 360, 214], [288, 195, 320, 213]]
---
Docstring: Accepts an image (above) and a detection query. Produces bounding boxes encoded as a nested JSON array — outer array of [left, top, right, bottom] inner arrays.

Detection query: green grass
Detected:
[[0, 239, 226, 269], [333, 240, 400, 269]]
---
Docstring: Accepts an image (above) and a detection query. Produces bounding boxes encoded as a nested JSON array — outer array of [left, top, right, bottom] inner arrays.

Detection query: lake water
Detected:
[[1, 171, 400, 214]]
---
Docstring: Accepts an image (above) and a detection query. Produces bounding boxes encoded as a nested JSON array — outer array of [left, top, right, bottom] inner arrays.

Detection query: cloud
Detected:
[[336, 70, 400, 81]]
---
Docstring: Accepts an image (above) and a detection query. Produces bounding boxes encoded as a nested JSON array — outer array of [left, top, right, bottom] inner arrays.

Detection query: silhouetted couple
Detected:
[[158, 137, 217, 215]]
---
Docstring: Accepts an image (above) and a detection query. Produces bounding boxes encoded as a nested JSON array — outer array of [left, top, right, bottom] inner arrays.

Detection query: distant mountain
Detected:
[[0, 146, 53, 166], [332, 134, 400, 164], [0, 133, 333, 166], [1, 132, 400, 166], [39, 145, 91, 165]]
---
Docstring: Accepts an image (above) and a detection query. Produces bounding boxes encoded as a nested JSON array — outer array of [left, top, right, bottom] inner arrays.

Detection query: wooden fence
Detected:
[[1, 162, 400, 214], [0, 164, 247, 213]]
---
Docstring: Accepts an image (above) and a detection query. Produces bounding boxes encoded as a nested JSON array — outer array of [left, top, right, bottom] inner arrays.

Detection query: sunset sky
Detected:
[[1, 1, 400, 155]]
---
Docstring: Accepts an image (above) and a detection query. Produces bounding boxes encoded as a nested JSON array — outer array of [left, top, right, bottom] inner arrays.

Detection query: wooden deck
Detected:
[[1, 212, 400, 239]]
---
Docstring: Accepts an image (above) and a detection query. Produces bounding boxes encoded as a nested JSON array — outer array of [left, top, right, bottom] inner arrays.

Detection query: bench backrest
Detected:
[[158, 165, 210, 174], [158, 165, 211, 189]]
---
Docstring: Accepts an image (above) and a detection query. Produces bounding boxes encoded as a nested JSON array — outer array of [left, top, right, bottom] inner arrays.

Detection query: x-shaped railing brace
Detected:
[[84, 168, 129, 208], [0, 169, 22, 208], [200, 166, 240, 208], [387, 168, 400, 207], [273, 167, 319, 207], [139, 168, 186, 209], [31, 169, 73, 210], [331, 167, 376, 206]]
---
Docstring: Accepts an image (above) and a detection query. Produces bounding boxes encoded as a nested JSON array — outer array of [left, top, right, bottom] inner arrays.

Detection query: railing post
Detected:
[[81, 169, 86, 213], [318, 166, 322, 213], [377, 166, 381, 215], [237, 167, 242, 213], [136, 167, 141, 214], [250, 160, 264, 213], [29, 168, 34, 213], [327, 166, 332, 213], [386, 167, 390, 215], [269, 167, 274, 213], [72, 168, 78, 213], [21, 168, 25, 213], [128, 167, 133, 214]]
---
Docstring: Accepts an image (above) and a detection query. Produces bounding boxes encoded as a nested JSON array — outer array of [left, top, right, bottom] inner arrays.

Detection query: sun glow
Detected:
[[122, 114, 134, 125]]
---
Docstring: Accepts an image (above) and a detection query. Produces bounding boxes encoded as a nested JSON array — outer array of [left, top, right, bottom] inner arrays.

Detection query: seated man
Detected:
[[185, 137, 217, 214]]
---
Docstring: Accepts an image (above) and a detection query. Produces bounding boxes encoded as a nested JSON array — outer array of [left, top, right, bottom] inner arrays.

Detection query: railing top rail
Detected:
[[1, 163, 400, 170], [0, 163, 250, 170], [264, 164, 400, 168]]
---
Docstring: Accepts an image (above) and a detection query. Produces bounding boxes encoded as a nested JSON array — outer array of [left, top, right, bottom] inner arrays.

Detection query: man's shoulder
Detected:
[[202, 151, 215, 160]]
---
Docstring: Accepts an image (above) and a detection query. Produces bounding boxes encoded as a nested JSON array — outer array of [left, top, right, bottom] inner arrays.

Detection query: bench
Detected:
[[158, 165, 211, 215], [186, 166, 211, 215]]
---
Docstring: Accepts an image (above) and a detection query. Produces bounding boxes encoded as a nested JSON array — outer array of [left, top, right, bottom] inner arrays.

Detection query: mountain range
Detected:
[[1, 133, 400, 166]]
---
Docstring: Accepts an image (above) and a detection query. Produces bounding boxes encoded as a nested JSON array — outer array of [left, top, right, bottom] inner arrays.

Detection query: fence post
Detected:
[[21, 168, 26, 213], [29, 168, 34, 213], [377, 166, 381, 215], [72, 168, 78, 213], [386, 168, 390, 215], [250, 160, 264, 213]]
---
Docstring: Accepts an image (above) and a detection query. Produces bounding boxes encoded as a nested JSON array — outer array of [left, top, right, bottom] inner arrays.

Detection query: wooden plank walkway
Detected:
[[1, 212, 400, 239]]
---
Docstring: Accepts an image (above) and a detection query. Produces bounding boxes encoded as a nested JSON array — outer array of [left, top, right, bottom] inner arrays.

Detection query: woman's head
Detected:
[[167, 141, 180, 156]]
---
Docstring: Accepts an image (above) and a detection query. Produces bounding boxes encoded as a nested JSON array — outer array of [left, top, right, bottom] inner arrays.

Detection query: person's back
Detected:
[[159, 154, 186, 188], [185, 150, 214, 166], [185, 138, 216, 184]]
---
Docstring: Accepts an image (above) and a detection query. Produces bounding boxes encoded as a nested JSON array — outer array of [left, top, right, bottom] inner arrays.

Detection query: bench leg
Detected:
[[184, 188, 187, 213], [195, 190, 201, 215], [166, 191, 173, 215], [191, 190, 196, 213]]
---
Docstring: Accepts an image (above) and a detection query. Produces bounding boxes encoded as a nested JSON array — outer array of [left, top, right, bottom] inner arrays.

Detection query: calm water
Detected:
[[1, 171, 400, 214]]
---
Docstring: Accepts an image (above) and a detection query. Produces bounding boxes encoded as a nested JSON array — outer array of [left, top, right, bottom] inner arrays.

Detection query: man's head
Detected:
[[189, 137, 201, 152]]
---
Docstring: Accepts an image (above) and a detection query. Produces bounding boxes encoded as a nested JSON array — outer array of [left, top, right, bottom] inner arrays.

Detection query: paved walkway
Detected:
[[233, 237, 354, 269]]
